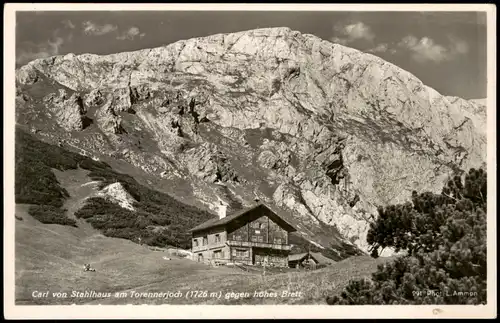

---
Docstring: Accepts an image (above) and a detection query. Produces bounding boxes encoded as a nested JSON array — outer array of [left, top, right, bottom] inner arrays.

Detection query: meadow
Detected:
[[16, 204, 391, 305]]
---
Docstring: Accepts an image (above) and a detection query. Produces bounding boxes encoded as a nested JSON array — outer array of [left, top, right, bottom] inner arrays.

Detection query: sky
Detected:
[[16, 11, 487, 99]]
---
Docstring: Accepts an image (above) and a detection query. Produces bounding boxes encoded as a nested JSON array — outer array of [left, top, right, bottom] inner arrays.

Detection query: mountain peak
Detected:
[[15, 27, 486, 254], [229, 26, 296, 35]]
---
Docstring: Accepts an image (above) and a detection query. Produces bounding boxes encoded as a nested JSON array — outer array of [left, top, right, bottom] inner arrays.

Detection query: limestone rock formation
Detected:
[[96, 182, 137, 211], [15, 27, 487, 255], [183, 142, 241, 184], [84, 89, 105, 108], [43, 89, 86, 131], [16, 64, 39, 85], [95, 98, 124, 135]]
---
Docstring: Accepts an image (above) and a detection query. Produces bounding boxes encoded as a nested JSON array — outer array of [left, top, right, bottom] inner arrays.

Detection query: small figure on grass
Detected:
[[83, 263, 96, 272]]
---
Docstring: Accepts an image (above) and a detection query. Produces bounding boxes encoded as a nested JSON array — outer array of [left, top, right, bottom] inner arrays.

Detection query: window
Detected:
[[251, 222, 266, 231], [213, 250, 221, 259], [251, 235, 263, 243], [203, 237, 208, 245], [232, 248, 248, 258], [194, 239, 199, 247], [273, 238, 282, 244], [215, 234, 220, 243], [233, 235, 242, 241]]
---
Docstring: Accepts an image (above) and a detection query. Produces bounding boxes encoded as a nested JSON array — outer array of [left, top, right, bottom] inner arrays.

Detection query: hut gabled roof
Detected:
[[189, 203, 296, 233]]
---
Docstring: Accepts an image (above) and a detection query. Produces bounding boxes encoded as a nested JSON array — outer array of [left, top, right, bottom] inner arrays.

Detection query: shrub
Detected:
[[16, 127, 215, 248], [15, 158, 69, 208], [15, 128, 113, 227], [15, 128, 111, 207], [327, 168, 487, 305], [74, 196, 212, 249], [28, 205, 77, 227]]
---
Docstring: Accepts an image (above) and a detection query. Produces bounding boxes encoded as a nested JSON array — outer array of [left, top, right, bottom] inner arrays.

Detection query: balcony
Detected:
[[192, 240, 226, 252], [226, 240, 291, 251]]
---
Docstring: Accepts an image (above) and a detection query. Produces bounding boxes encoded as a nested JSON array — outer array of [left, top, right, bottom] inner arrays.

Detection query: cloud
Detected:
[[332, 21, 397, 56], [344, 22, 375, 41], [16, 36, 65, 65], [82, 21, 118, 36], [62, 20, 75, 29], [16, 22, 77, 65], [81, 22, 145, 40], [449, 36, 469, 55], [367, 43, 389, 53], [331, 22, 375, 45], [330, 36, 349, 46], [399, 35, 447, 63], [116, 27, 145, 40], [398, 35, 468, 63]]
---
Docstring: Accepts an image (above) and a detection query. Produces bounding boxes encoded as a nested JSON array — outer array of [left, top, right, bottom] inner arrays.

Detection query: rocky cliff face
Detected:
[[42, 89, 87, 132], [15, 27, 486, 255]]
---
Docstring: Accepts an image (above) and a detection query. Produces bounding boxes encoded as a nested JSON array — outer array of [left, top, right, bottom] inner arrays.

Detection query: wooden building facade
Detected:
[[189, 203, 296, 267]]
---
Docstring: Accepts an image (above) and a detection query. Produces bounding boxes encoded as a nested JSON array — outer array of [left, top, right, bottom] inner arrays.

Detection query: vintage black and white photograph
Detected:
[[5, 3, 496, 319]]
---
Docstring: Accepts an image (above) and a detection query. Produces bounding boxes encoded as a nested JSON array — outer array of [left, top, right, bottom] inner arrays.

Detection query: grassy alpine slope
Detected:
[[16, 203, 392, 305], [15, 127, 215, 249], [15, 127, 394, 305]]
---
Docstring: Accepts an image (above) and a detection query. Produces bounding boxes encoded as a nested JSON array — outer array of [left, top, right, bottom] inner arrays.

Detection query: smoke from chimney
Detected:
[[217, 201, 227, 219]]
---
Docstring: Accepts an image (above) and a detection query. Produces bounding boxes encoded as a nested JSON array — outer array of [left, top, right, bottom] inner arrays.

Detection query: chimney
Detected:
[[217, 201, 227, 219], [253, 190, 260, 204]]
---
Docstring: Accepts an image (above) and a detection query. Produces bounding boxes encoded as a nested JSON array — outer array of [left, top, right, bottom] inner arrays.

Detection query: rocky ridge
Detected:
[[15, 27, 486, 255], [95, 182, 137, 211]]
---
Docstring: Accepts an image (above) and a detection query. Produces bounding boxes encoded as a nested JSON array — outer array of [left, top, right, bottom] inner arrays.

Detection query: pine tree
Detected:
[[327, 168, 487, 305]]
